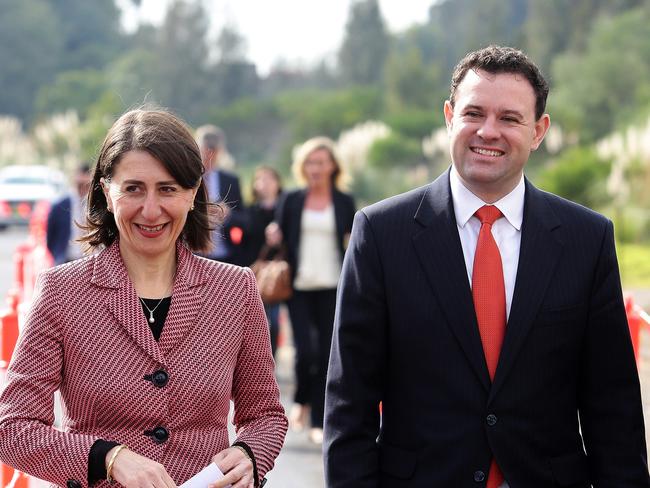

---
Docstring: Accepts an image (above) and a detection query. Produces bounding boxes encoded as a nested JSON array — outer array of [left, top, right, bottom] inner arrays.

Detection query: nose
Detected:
[[476, 116, 500, 140], [140, 192, 162, 221]]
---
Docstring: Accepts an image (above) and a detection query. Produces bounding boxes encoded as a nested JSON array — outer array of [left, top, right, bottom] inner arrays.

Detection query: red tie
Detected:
[[472, 205, 506, 488]]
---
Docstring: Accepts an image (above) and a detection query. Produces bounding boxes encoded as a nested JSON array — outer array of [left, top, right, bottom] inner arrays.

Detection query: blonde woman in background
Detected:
[[266, 137, 355, 444]]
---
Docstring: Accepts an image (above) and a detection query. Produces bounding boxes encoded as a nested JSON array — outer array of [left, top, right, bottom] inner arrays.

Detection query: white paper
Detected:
[[179, 463, 230, 488]]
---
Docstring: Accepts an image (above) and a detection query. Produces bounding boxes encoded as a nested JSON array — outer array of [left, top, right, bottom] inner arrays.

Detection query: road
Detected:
[[2, 227, 650, 484]]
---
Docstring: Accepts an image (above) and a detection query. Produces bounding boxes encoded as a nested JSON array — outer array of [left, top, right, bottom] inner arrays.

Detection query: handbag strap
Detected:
[[257, 244, 286, 261]]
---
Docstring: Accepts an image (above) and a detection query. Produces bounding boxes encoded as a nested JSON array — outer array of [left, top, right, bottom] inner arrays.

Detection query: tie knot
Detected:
[[475, 205, 503, 225]]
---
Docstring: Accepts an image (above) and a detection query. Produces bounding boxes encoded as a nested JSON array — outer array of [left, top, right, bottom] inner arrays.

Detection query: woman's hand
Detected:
[[265, 222, 282, 247], [107, 446, 176, 488], [209, 447, 254, 488]]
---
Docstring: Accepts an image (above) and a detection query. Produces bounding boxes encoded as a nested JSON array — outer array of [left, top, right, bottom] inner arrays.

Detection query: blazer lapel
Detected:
[[489, 181, 563, 402], [158, 244, 206, 357], [93, 242, 165, 364], [412, 171, 491, 391]]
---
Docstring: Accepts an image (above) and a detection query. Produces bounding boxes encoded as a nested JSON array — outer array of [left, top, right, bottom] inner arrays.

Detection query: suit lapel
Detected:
[[93, 242, 165, 364], [489, 181, 563, 402], [412, 171, 491, 391], [158, 245, 205, 357]]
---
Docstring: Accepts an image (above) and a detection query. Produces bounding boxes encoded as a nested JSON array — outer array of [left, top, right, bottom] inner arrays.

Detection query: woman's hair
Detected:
[[251, 165, 283, 203], [81, 108, 222, 252], [291, 136, 348, 190]]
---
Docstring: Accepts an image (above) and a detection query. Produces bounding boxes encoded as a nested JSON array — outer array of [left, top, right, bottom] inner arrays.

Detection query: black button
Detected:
[[151, 370, 169, 387], [486, 414, 498, 426], [145, 426, 169, 443], [66, 480, 82, 488], [474, 470, 486, 482]]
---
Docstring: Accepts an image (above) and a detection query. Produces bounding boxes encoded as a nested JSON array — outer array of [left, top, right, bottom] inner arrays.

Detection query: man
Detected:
[[324, 45, 649, 487], [196, 124, 246, 265], [46, 163, 92, 265]]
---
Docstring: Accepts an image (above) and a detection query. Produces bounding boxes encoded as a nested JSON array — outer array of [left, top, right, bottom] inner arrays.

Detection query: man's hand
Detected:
[[265, 222, 282, 247], [107, 446, 176, 488], [209, 447, 254, 488]]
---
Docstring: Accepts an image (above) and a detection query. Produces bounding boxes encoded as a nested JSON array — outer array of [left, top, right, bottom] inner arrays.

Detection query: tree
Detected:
[[338, 0, 389, 85], [0, 0, 63, 121]]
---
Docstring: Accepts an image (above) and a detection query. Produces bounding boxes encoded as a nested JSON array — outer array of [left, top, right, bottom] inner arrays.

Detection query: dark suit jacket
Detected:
[[275, 188, 356, 284], [324, 170, 649, 487], [46, 195, 73, 265], [206, 169, 247, 264]]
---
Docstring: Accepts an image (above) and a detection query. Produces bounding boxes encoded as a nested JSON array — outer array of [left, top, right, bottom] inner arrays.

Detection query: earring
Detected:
[[190, 203, 195, 211]]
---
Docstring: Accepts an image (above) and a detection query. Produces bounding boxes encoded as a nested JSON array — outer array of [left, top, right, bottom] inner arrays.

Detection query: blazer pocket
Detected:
[[378, 441, 417, 479], [549, 451, 589, 486], [534, 303, 585, 329]]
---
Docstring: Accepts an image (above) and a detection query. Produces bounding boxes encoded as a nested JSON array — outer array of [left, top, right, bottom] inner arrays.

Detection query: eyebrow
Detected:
[[121, 179, 179, 186], [462, 105, 525, 119]]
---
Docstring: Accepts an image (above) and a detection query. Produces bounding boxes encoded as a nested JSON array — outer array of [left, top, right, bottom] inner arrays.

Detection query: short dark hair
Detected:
[[449, 45, 549, 120], [82, 108, 222, 252]]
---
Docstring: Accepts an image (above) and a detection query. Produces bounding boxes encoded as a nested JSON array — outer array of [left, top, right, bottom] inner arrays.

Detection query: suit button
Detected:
[[474, 470, 486, 482], [151, 370, 169, 387], [145, 426, 169, 443], [66, 480, 82, 488], [486, 414, 498, 426]]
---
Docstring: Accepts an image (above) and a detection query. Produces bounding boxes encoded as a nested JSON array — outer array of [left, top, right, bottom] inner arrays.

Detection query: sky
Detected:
[[116, 0, 435, 75]]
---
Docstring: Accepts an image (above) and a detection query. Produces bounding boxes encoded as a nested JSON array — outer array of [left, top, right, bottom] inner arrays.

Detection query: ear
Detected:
[[531, 114, 551, 151], [443, 100, 454, 130], [100, 177, 112, 210]]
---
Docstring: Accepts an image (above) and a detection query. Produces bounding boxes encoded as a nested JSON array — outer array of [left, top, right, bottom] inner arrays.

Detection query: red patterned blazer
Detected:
[[0, 240, 287, 487]]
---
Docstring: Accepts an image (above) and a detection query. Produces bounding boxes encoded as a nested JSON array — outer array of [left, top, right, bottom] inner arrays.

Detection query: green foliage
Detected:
[[0, 0, 63, 120], [35, 70, 107, 118], [338, 0, 389, 85], [536, 146, 611, 208], [384, 110, 443, 139], [617, 243, 650, 287], [275, 87, 383, 141], [549, 6, 650, 142], [367, 133, 423, 169]]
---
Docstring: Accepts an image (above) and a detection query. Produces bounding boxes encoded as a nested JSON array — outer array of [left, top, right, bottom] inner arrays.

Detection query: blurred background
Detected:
[[1, 0, 650, 485]]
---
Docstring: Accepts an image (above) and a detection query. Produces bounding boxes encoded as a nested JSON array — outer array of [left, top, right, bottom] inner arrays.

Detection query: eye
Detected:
[[464, 111, 481, 118], [502, 116, 520, 123], [125, 185, 140, 193], [160, 185, 177, 193]]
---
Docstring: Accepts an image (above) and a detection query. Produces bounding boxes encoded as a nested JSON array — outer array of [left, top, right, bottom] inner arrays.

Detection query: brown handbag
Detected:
[[250, 245, 293, 305]]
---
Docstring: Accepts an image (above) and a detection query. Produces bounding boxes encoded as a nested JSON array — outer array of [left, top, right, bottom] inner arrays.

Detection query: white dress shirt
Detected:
[[450, 166, 524, 488], [450, 166, 524, 319]]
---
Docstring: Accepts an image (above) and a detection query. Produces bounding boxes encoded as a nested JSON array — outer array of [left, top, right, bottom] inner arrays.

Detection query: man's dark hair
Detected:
[[81, 108, 222, 253], [449, 45, 549, 120]]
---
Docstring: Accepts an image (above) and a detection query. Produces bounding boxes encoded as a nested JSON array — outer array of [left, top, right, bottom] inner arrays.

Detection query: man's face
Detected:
[[444, 69, 550, 202], [75, 170, 92, 197], [200, 146, 219, 172]]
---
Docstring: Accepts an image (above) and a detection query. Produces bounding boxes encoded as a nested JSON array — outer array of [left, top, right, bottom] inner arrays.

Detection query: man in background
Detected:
[[46, 163, 92, 265], [196, 124, 246, 265]]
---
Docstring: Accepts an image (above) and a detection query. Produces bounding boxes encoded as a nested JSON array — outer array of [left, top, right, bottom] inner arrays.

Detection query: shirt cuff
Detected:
[[232, 441, 260, 487], [88, 439, 120, 485]]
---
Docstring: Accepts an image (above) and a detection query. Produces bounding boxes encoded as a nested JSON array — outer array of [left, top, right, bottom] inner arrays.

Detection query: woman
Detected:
[[0, 109, 287, 488], [243, 166, 283, 357], [266, 137, 355, 444]]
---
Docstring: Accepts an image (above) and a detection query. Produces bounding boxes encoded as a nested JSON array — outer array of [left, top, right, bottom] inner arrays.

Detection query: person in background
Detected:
[[324, 45, 649, 487], [0, 108, 287, 488], [267, 137, 355, 444], [196, 124, 247, 265], [243, 165, 284, 357], [46, 163, 93, 265]]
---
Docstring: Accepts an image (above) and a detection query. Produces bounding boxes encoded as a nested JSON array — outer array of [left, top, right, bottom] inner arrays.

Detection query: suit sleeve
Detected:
[[578, 220, 650, 486], [324, 210, 388, 487], [230, 267, 288, 480], [0, 271, 98, 487]]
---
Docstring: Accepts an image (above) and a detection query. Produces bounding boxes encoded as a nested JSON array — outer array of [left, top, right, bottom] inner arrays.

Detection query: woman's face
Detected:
[[101, 150, 197, 261], [302, 148, 337, 189], [253, 169, 280, 202]]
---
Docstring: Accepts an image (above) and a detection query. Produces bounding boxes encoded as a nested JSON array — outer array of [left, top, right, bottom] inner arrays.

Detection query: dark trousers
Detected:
[[264, 303, 280, 357], [286, 288, 337, 428]]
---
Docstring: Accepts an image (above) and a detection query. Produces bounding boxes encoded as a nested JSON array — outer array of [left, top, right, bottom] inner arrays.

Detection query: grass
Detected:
[[618, 242, 650, 288]]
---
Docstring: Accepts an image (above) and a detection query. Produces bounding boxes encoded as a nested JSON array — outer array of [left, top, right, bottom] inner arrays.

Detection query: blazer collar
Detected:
[[92, 239, 206, 363]]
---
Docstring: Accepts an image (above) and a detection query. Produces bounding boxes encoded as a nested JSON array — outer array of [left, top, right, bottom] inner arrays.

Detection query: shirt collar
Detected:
[[449, 165, 525, 231]]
